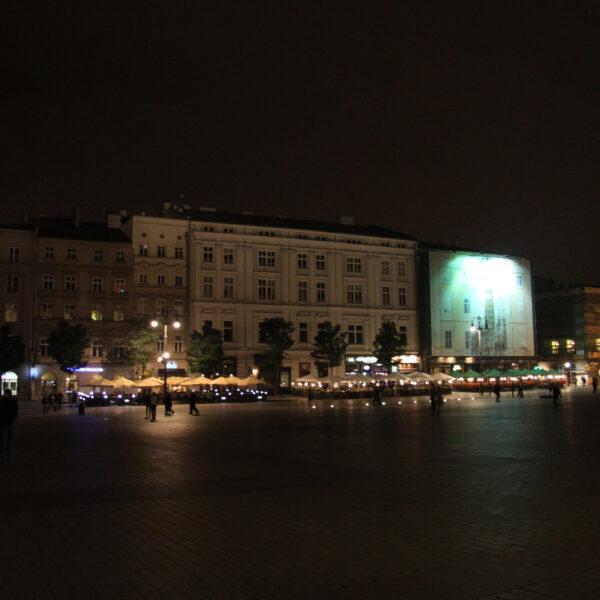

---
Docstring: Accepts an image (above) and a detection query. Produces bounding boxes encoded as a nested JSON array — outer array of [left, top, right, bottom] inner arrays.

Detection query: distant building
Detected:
[[419, 244, 536, 374], [535, 285, 600, 382]]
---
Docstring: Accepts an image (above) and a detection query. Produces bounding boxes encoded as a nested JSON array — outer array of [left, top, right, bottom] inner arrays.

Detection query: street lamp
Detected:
[[470, 316, 488, 376], [151, 319, 180, 399]]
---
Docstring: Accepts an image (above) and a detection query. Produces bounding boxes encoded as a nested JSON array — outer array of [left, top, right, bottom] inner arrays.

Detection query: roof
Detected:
[[29, 217, 131, 243], [419, 240, 528, 261]]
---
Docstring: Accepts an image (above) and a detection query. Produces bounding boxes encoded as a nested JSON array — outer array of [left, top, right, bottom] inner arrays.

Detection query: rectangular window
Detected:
[[316, 254, 325, 270], [347, 284, 363, 304], [138, 273, 147, 284], [465, 330, 471, 350], [67, 248, 76, 260], [174, 300, 184, 318], [5, 303, 17, 322], [113, 307, 125, 321], [94, 250, 103, 262], [40, 338, 50, 357], [298, 322, 308, 343], [399, 326, 407, 346], [157, 245, 166, 257], [297, 253, 308, 269], [298, 281, 308, 302], [157, 338, 165, 353], [8, 247, 19, 262], [299, 362, 311, 377], [381, 260, 390, 275], [316, 282, 326, 303], [42, 275, 54, 290], [566, 339, 575, 353], [156, 274, 166, 286], [346, 257, 361, 273], [258, 279, 275, 300], [463, 298, 471, 314], [64, 304, 75, 320], [398, 287, 407, 306], [258, 250, 276, 267], [223, 277, 234, 299], [45, 247, 54, 259], [516, 274, 523, 288], [444, 330, 453, 349], [203, 247, 214, 263], [397, 261, 406, 276], [114, 279, 126, 294], [174, 336, 183, 353], [155, 299, 166, 317], [551, 340, 559, 354], [175, 247, 184, 259], [64, 276, 76, 291], [116, 251, 125, 263], [203, 276, 214, 297], [91, 307, 103, 321], [7, 275, 19, 293], [223, 321, 233, 342], [92, 277, 103, 293], [92, 340, 103, 358], [175, 276, 183, 287], [139, 244, 148, 256], [113, 339, 125, 358], [137, 298, 148, 316], [348, 324, 364, 345], [382, 285, 390, 306], [223, 248, 234, 264], [596, 338, 600, 352]]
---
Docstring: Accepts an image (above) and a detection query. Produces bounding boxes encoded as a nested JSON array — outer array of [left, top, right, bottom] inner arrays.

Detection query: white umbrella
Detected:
[[93, 377, 116, 387], [224, 375, 243, 385], [191, 375, 213, 385], [296, 374, 322, 384], [240, 375, 267, 387], [112, 376, 135, 387], [211, 376, 230, 386], [407, 372, 434, 382], [386, 372, 410, 381], [137, 377, 163, 388], [432, 372, 455, 381]]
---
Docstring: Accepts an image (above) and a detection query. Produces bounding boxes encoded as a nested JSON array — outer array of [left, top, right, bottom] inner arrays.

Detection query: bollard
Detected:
[[78, 402, 85, 416]]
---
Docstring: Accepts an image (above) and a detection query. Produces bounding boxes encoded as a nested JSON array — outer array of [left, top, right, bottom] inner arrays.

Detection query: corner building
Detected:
[[163, 205, 419, 385]]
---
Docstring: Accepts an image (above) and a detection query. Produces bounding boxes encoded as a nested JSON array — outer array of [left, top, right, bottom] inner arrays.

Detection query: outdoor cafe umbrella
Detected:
[[460, 369, 481, 379], [239, 375, 267, 387], [295, 374, 322, 385], [137, 377, 163, 388], [431, 372, 455, 381], [224, 375, 243, 385], [94, 377, 116, 387], [483, 369, 502, 378], [407, 371, 434, 382], [111, 376, 134, 387], [211, 376, 230, 386], [191, 375, 213, 385]]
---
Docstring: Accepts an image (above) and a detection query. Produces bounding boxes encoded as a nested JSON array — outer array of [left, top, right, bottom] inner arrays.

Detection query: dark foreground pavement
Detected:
[[2, 388, 600, 599]]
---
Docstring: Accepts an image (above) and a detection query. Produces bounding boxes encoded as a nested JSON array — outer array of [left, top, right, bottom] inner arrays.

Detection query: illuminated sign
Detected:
[[166, 361, 178, 369], [75, 367, 104, 373]]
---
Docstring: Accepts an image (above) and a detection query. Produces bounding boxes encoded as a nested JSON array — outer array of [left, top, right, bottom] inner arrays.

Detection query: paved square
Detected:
[[2, 388, 600, 599]]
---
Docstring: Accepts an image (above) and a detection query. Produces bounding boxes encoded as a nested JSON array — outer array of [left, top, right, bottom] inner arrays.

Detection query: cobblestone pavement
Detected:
[[2, 387, 600, 599]]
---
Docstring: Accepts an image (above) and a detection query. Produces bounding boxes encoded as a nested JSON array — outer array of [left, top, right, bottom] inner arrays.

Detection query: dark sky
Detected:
[[3, 2, 599, 284]]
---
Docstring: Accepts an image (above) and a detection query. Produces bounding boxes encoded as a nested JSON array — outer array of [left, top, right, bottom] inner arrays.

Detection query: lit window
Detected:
[[551, 340, 559, 354], [346, 257, 361, 273], [91, 307, 103, 321], [203, 276, 214, 297], [398, 287, 407, 306], [566, 339, 575, 353], [596, 338, 600, 352], [298, 281, 308, 302], [297, 253, 308, 269], [258, 279, 275, 300], [41, 303, 53, 319], [348, 324, 364, 345], [347, 284, 363, 304], [114, 279, 126, 294], [5, 303, 17, 322], [113, 307, 125, 321], [64, 304, 75, 320], [444, 330, 453, 349]]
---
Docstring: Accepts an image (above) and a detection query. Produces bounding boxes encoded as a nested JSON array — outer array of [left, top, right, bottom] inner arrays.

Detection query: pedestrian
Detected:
[[552, 383, 561, 408], [144, 394, 151, 420], [42, 394, 48, 413], [435, 386, 443, 414], [164, 392, 174, 416], [494, 382, 501, 402], [189, 391, 199, 415], [55, 391, 63, 410], [0, 389, 19, 453], [511, 382, 515, 397], [307, 387, 313, 405], [149, 392, 158, 422], [593, 376, 598, 394], [430, 384, 437, 414], [581, 376, 587, 387]]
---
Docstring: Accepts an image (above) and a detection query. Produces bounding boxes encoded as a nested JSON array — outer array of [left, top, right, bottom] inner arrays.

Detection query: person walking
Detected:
[[164, 391, 174, 416], [144, 394, 151, 419], [189, 391, 199, 415], [552, 383, 561, 409], [0, 389, 19, 453], [430, 384, 438, 414], [517, 380, 524, 398], [55, 391, 63, 410], [494, 382, 501, 402], [307, 387, 313, 405], [592, 375, 598, 394], [149, 392, 159, 422]]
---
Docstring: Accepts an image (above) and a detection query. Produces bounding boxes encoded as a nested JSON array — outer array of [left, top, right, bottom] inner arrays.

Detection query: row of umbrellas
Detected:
[[89, 374, 267, 388]]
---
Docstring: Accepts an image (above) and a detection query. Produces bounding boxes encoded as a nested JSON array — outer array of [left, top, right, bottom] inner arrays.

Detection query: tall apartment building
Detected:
[[161, 204, 419, 386]]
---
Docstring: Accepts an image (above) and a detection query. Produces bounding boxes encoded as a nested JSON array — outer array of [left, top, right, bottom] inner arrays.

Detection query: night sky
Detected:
[[3, 3, 599, 284]]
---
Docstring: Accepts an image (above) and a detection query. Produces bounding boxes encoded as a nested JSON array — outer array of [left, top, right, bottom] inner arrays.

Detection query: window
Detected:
[[382, 286, 391, 306], [258, 279, 275, 300], [223, 277, 234, 299], [157, 338, 165, 353], [203, 276, 214, 297], [399, 326, 407, 346], [347, 284, 363, 304], [397, 262, 406, 276], [596, 338, 600, 352], [65, 276, 76, 291], [297, 253, 308, 269], [42, 275, 54, 290], [114, 279, 126, 294], [67, 248, 76, 260], [442, 269, 451, 284], [92, 277, 103, 293], [516, 274, 523, 288], [551, 340, 559, 354], [94, 250, 103, 262], [157, 245, 166, 257], [298, 281, 308, 302], [381, 260, 390, 275], [203, 247, 214, 263], [398, 287, 407, 306], [316, 282, 326, 303], [175, 276, 183, 287], [113, 307, 125, 321], [465, 330, 472, 350], [258, 250, 276, 267], [91, 307, 103, 321], [175, 247, 184, 259], [113, 340, 125, 358], [463, 298, 471, 314], [8, 247, 19, 262], [155, 299, 166, 317], [138, 273, 147, 284], [139, 244, 148, 256], [91, 340, 103, 358], [156, 274, 166, 286], [116, 251, 125, 263], [316, 255, 325, 270], [203, 320, 213, 329], [346, 257, 361, 273], [299, 362, 311, 377], [174, 300, 184, 318], [45, 247, 54, 259], [223, 321, 233, 342], [174, 336, 183, 353], [7, 275, 19, 293], [566, 339, 575, 353], [348, 324, 364, 345], [40, 338, 50, 357], [444, 330, 453, 349], [137, 298, 148, 316], [5, 303, 17, 322], [64, 304, 75, 320], [298, 322, 308, 343], [443, 291, 452, 314], [223, 248, 234, 264]]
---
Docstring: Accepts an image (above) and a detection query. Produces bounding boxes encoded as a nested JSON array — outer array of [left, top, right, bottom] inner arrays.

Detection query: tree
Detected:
[[48, 321, 90, 395], [259, 317, 294, 393], [310, 321, 348, 376], [126, 317, 160, 378], [187, 323, 224, 377], [0, 325, 25, 378], [373, 321, 406, 373]]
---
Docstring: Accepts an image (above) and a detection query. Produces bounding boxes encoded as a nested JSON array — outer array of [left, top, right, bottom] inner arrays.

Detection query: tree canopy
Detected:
[[48, 321, 90, 373], [373, 320, 405, 373], [310, 321, 348, 375], [259, 318, 294, 368], [187, 323, 224, 377], [0, 325, 25, 377], [126, 317, 160, 378]]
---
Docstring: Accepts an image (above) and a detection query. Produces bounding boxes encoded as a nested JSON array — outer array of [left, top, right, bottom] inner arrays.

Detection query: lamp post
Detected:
[[151, 319, 180, 399], [471, 316, 488, 375]]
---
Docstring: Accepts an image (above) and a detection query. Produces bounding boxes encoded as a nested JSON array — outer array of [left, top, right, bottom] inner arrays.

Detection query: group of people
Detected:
[[41, 391, 64, 412], [143, 391, 200, 421]]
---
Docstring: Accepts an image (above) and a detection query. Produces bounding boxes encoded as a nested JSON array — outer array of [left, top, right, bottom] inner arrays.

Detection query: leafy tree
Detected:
[[48, 321, 90, 395], [187, 323, 224, 377], [373, 320, 406, 373], [0, 325, 25, 378], [310, 321, 348, 376], [259, 317, 294, 393], [126, 317, 160, 378]]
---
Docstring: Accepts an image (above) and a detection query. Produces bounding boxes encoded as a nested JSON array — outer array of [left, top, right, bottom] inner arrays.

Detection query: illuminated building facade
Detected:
[[419, 245, 536, 373]]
